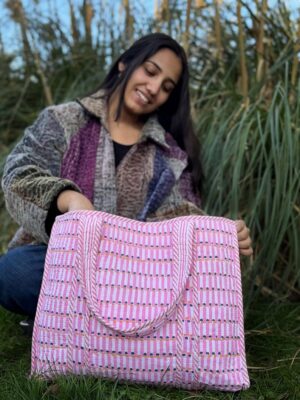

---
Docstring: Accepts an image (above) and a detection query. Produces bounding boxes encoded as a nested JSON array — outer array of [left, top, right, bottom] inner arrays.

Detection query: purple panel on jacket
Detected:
[[165, 132, 201, 207], [61, 119, 100, 202], [138, 148, 175, 220], [165, 132, 187, 162]]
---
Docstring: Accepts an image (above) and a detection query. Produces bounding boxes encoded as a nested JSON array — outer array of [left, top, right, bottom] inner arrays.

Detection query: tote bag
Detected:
[[31, 210, 250, 391]]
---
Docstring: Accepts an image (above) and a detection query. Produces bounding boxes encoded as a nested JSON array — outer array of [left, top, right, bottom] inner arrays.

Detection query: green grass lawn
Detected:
[[0, 300, 299, 400]]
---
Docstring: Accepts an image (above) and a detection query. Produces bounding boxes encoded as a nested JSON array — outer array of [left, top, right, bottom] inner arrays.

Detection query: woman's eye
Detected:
[[144, 67, 155, 76], [163, 85, 174, 93]]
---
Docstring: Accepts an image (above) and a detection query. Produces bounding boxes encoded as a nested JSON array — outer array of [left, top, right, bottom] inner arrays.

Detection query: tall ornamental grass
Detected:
[[196, 78, 300, 303]]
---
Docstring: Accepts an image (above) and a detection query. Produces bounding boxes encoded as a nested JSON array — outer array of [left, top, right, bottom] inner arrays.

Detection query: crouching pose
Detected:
[[0, 33, 252, 322]]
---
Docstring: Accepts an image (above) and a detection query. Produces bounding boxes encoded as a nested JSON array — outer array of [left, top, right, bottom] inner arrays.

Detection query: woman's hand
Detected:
[[235, 220, 253, 256], [57, 190, 94, 213]]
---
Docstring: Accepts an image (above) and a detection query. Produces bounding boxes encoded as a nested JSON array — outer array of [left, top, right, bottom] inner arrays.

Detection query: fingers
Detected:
[[238, 237, 252, 249], [236, 219, 247, 232], [239, 247, 253, 256], [235, 220, 245, 232], [235, 220, 250, 238], [235, 219, 253, 257], [238, 238, 253, 256]]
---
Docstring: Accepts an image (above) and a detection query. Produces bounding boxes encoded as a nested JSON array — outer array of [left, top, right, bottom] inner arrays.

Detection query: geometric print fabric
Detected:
[[31, 211, 250, 391]]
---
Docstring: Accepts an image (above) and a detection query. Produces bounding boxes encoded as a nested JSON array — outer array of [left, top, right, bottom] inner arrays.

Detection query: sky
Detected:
[[1, 0, 299, 54], [0, 0, 154, 51]]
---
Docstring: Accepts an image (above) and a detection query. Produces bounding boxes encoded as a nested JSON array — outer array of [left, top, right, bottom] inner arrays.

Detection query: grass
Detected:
[[0, 300, 299, 400], [196, 81, 300, 302]]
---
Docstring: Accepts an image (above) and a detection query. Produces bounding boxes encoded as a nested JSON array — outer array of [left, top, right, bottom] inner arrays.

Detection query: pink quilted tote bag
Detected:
[[31, 211, 250, 391]]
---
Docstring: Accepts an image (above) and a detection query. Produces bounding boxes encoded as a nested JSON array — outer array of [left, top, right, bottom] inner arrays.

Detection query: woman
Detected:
[[0, 33, 252, 321]]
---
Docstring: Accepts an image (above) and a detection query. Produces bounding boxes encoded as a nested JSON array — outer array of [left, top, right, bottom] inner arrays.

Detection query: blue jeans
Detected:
[[0, 245, 47, 318]]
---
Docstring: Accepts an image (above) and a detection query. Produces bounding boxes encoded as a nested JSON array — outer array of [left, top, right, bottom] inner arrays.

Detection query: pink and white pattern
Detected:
[[31, 210, 250, 391]]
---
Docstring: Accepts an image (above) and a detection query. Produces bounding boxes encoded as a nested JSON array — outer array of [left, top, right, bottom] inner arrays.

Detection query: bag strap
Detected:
[[79, 214, 194, 337]]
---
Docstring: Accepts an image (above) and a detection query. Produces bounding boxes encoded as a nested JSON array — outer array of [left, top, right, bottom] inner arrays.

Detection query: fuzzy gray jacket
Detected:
[[2, 91, 203, 248]]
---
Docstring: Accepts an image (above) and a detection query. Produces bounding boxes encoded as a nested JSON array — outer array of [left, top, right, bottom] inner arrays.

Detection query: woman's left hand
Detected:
[[235, 220, 253, 257]]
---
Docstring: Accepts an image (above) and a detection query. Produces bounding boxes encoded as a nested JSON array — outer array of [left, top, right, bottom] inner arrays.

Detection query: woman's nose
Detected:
[[146, 78, 161, 96]]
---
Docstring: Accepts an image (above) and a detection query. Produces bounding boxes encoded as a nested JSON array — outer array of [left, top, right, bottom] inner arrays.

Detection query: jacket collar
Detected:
[[77, 89, 170, 149]]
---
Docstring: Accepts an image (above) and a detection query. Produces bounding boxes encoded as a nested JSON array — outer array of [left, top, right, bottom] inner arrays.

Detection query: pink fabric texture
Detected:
[[31, 211, 250, 391]]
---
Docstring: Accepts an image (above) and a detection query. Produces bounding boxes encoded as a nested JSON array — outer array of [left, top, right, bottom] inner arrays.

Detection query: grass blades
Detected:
[[1, 301, 299, 400], [196, 80, 300, 302]]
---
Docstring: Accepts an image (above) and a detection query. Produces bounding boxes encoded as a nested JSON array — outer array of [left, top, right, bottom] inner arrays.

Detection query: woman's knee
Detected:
[[0, 245, 47, 316]]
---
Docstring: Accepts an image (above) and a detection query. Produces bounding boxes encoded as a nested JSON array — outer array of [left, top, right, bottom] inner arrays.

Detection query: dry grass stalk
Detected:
[[256, 0, 268, 82], [255, 276, 279, 299], [7, 77, 31, 128], [214, 0, 224, 73], [32, 46, 53, 105], [277, 357, 300, 362], [149, 0, 173, 33], [184, 0, 192, 56], [291, 17, 300, 89], [69, 0, 79, 46], [154, 0, 161, 32], [237, 0, 249, 106], [155, 0, 170, 33], [5, 0, 31, 75], [5, 0, 53, 104], [289, 348, 300, 369], [245, 329, 272, 335], [83, 0, 94, 47], [0, 30, 3, 51], [123, 0, 134, 42], [154, 0, 160, 19], [195, 0, 206, 7], [163, 0, 171, 34], [272, 273, 300, 297], [247, 366, 281, 371]]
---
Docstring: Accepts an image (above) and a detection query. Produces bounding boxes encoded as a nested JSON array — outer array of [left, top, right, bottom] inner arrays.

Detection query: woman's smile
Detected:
[[135, 88, 151, 105], [119, 48, 182, 120]]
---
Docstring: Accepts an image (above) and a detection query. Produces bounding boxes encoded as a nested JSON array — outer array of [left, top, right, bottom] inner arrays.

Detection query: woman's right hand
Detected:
[[57, 190, 94, 213]]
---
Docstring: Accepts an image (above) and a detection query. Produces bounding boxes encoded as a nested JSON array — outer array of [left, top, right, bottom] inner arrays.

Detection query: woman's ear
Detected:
[[118, 62, 126, 72]]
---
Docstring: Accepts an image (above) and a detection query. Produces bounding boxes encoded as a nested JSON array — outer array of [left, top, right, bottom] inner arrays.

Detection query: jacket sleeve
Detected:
[[1, 106, 81, 243], [147, 168, 206, 221]]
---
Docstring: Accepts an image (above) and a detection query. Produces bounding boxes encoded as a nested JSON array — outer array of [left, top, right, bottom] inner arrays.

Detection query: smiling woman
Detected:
[[107, 48, 182, 145], [118, 49, 182, 114], [0, 32, 252, 321]]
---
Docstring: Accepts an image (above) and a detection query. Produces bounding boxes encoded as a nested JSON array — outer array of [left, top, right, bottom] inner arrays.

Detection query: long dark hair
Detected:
[[96, 33, 203, 194]]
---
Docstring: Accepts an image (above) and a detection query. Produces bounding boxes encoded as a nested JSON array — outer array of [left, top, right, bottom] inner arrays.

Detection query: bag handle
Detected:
[[79, 215, 194, 337]]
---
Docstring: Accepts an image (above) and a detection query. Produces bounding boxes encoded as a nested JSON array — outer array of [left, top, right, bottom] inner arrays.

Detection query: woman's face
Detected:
[[119, 48, 182, 119]]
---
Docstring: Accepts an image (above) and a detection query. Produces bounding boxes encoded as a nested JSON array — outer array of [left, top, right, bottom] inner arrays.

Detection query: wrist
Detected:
[[57, 190, 77, 213]]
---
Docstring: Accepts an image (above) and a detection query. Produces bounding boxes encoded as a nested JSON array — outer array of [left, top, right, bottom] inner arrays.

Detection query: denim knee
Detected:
[[0, 245, 47, 317]]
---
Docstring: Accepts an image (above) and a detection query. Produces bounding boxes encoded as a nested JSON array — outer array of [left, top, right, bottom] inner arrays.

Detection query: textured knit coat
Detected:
[[2, 90, 203, 248]]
